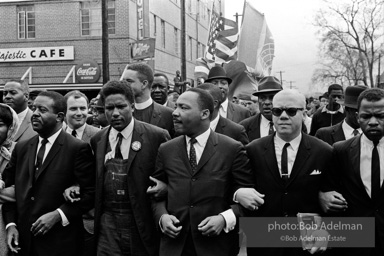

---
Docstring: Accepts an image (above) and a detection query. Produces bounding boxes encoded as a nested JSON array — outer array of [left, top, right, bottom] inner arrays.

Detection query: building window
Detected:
[[161, 19, 165, 48], [189, 36, 193, 60], [174, 27, 179, 56], [81, 0, 115, 36], [153, 15, 157, 36], [17, 5, 35, 39]]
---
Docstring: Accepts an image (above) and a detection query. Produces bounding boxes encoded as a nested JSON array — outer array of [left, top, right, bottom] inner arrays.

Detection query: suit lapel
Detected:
[[28, 136, 39, 186], [126, 122, 143, 174], [35, 131, 64, 180], [96, 127, 110, 178], [331, 122, 346, 143], [81, 124, 90, 141], [194, 131, 217, 175], [14, 109, 32, 141], [286, 134, 310, 187], [248, 114, 261, 140], [215, 116, 225, 134], [150, 102, 161, 126], [263, 135, 284, 186], [178, 136, 193, 175], [227, 102, 234, 120]]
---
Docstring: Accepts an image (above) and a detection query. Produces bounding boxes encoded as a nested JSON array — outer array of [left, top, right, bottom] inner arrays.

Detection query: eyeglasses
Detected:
[[272, 107, 304, 117]]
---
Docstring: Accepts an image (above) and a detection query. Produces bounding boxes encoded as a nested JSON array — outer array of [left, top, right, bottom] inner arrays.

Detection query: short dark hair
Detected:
[[5, 79, 30, 94], [64, 90, 89, 105], [0, 104, 13, 127], [38, 91, 67, 114], [357, 88, 384, 111], [197, 83, 222, 104], [100, 80, 134, 105], [154, 72, 169, 85], [126, 63, 154, 87], [328, 84, 343, 95], [187, 87, 214, 117]]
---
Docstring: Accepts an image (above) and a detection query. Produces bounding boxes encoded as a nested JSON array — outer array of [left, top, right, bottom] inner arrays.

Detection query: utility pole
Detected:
[[101, 0, 109, 84], [233, 12, 242, 24], [180, 0, 187, 84], [378, 53, 381, 88], [276, 71, 284, 85], [288, 81, 295, 89]]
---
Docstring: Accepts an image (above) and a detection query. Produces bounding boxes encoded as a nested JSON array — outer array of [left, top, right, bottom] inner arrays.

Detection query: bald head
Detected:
[[273, 89, 306, 109]]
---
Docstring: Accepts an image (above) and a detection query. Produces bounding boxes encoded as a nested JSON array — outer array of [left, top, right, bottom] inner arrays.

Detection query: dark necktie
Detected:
[[353, 129, 359, 136], [35, 138, 48, 178], [115, 133, 123, 159], [268, 122, 274, 135], [371, 141, 380, 201], [189, 138, 198, 172], [71, 129, 77, 138], [281, 143, 290, 181]]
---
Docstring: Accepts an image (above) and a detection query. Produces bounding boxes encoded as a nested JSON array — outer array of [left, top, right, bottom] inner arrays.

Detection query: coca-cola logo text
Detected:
[[75, 60, 100, 83], [77, 67, 98, 76]]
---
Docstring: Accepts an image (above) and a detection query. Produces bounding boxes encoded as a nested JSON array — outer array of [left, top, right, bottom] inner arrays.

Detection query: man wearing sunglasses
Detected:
[[121, 63, 174, 137], [239, 76, 283, 142], [309, 84, 345, 136], [243, 89, 332, 256]]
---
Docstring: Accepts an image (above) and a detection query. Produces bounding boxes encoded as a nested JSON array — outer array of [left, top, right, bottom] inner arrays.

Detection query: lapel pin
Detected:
[[131, 141, 141, 151]]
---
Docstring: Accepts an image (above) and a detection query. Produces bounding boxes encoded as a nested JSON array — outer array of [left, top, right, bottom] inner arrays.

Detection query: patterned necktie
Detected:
[[371, 141, 380, 201], [353, 129, 359, 136], [281, 143, 290, 181], [35, 138, 48, 178], [189, 138, 198, 172], [268, 122, 274, 135], [114, 133, 123, 159], [71, 129, 77, 138]]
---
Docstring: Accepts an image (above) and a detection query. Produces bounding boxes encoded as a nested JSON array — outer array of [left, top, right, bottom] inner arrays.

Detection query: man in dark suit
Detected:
[[315, 86, 367, 146], [2, 91, 95, 256], [152, 88, 254, 256], [198, 83, 249, 145], [3, 79, 37, 142], [205, 66, 250, 123], [121, 63, 175, 137], [322, 88, 384, 256], [151, 72, 176, 109], [239, 76, 283, 142], [90, 81, 170, 256], [63, 90, 100, 143], [243, 89, 332, 256]]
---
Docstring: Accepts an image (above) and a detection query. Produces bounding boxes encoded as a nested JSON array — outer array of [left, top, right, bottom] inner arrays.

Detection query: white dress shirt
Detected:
[[135, 98, 153, 110], [107, 119, 134, 161], [65, 123, 86, 140], [274, 133, 302, 177], [219, 98, 229, 118], [342, 121, 361, 140], [209, 114, 220, 131], [360, 134, 384, 198], [184, 128, 236, 233], [260, 114, 274, 138]]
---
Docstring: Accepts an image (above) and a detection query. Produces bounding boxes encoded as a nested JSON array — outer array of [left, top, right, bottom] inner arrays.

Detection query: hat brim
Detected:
[[205, 76, 232, 84], [252, 88, 282, 96]]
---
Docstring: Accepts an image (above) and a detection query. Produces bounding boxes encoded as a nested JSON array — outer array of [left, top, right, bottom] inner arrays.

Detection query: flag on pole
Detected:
[[237, 1, 275, 76]]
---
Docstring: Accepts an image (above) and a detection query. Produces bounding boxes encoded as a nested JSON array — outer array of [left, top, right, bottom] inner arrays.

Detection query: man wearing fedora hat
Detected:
[[239, 76, 283, 142], [316, 85, 367, 216], [205, 66, 251, 123]]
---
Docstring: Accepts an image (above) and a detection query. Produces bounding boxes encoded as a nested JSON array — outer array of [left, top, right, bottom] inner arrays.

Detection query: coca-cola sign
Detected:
[[75, 60, 101, 83], [131, 38, 155, 60]]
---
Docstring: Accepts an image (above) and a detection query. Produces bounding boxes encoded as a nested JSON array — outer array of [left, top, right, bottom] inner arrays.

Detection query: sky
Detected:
[[224, 0, 324, 95]]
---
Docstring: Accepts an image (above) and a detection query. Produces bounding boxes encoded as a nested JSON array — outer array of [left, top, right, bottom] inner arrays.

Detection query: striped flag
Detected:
[[204, 6, 239, 65]]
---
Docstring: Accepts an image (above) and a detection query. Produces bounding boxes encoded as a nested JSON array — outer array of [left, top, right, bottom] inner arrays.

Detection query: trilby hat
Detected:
[[342, 85, 367, 109], [253, 76, 283, 96], [205, 66, 232, 84]]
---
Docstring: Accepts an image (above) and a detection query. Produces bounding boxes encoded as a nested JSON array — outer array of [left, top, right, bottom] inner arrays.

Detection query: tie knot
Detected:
[[269, 121, 274, 126], [117, 133, 123, 140], [190, 138, 197, 145], [71, 129, 77, 137], [353, 129, 359, 136], [373, 140, 379, 147], [41, 138, 48, 145], [283, 143, 290, 150]]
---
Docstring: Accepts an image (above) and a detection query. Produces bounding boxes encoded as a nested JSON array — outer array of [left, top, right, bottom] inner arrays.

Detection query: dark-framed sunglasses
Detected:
[[272, 107, 304, 117]]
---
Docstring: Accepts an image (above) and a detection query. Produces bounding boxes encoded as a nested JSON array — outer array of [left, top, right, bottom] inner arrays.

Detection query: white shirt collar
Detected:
[[221, 98, 229, 113], [110, 118, 134, 140], [39, 128, 62, 145], [17, 107, 29, 126], [135, 98, 153, 110], [261, 114, 272, 129], [361, 133, 384, 148], [275, 132, 302, 152], [66, 123, 86, 134], [163, 100, 168, 107], [210, 114, 220, 131], [322, 104, 344, 114], [185, 127, 211, 148], [342, 120, 361, 139]]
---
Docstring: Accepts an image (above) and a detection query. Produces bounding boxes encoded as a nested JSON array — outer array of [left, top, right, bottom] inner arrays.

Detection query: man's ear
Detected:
[[24, 92, 29, 101], [56, 112, 65, 123], [213, 100, 219, 109], [201, 109, 210, 120]]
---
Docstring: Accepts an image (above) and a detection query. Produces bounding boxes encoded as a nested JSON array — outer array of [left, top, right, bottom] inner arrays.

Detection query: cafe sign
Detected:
[[0, 46, 74, 62], [131, 38, 155, 60]]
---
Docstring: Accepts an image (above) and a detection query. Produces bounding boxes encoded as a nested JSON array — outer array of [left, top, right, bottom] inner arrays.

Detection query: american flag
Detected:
[[205, 9, 238, 64]]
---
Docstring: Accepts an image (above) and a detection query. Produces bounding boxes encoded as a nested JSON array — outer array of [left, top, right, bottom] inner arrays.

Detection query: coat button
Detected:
[[190, 205, 194, 208], [31, 197, 35, 201], [192, 178, 196, 182]]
